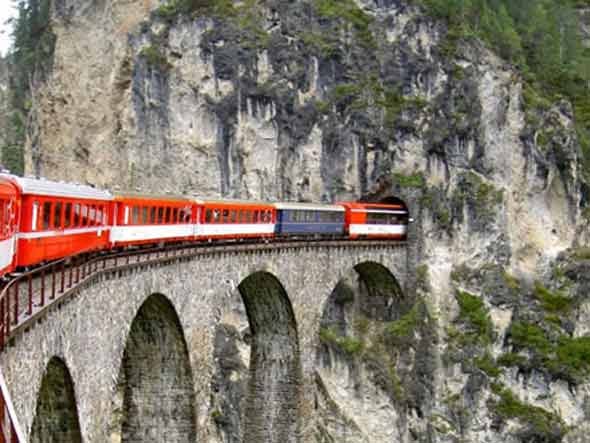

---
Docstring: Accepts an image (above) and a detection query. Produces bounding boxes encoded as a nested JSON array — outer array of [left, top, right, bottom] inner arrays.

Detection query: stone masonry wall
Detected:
[[0, 243, 407, 442]]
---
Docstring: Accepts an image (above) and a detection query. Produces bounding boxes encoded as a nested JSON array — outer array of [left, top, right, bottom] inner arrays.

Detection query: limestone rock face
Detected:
[[22, 0, 590, 442], [0, 58, 8, 156]]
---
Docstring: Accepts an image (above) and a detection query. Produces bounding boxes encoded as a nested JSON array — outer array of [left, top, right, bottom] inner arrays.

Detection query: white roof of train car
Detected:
[[273, 202, 345, 212], [0, 174, 113, 200]]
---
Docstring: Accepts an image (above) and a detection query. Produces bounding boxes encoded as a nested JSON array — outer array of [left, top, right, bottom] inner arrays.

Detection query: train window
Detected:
[[254, 210, 260, 223], [131, 206, 139, 225], [148, 207, 155, 224], [42, 202, 52, 230], [79, 205, 87, 226], [96, 206, 103, 226], [181, 207, 190, 223], [157, 207, 164, 224], [88, 205, 95, 226], [205, 209, 212, 223], [172, 208, 178, 223], [229, 210, 236, 223], [211, 209, 218, 223], [164, 207, 170, 224], [140, 207, 147, 224], [64, 203, 72, 228], [72, 204, 79, 227]]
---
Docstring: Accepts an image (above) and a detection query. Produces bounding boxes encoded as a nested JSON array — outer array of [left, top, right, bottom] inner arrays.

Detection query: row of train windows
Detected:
[[35, 201, 107, 231], [128, 206, 192, 225], [285, 210, 343, 223], [204, 208, 273, 224], [0, 199, 14, 239], [366, 213, 408, 225]]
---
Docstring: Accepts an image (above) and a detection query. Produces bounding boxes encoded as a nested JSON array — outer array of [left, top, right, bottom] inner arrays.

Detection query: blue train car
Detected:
[[274, 202, 345, 236]]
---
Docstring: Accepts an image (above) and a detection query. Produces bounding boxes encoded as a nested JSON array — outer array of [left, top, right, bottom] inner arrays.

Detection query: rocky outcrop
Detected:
[[20, 0, 590, 442], [0, 56, 10, 164]]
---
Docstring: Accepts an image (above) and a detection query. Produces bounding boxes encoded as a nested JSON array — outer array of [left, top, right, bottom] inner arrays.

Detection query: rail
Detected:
[[0, 239, 405, 441]]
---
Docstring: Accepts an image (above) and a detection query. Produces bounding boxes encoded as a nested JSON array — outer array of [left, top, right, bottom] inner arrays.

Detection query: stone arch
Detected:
[[114, 293, 196, 443], [314, 261, 413, 441], [319, 261, 407, 352], [238, 271, 301, 443], [30, 356, 82, 443]]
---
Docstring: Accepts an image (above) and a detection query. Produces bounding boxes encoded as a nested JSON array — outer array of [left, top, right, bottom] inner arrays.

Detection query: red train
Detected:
[[0, 173, 410, 279]]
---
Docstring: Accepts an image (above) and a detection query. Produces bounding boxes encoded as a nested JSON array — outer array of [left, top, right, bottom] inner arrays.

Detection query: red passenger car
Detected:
[[110, 193, 196, 247], [340, 202, 409, 240], [0, 174, 113, 268], [0, 176, 19, 277], [198, 200, 275, 240]]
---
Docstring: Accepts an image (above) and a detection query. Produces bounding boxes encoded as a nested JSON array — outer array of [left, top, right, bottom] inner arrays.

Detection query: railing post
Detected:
[[12, 282, 18, 326], [40, 269, 45, 308], [61, 262, 66, 293], [67, 261, 71, 288], [27, 274, 32, 316], [51, 265, 56, 300], [75, 259, 80, 283]]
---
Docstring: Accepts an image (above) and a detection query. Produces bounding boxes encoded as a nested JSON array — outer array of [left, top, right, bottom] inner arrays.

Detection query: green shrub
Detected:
[[497, 352, 527, 368], [392, 172, 425, 189], [553, 336, 590, 379], [493, 385, 565, 437], [385, 303, 420, 339], [139, 45, 171, 70], [320, 327, 364, 355], [533, 282, 573, 313], [456, 291, 493, 343], [509, 321, 552, 355], [474, 353, 501, 377]]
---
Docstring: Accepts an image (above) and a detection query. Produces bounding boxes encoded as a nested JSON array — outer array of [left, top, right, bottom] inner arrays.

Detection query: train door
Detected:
[[0, 189, 18, 275]]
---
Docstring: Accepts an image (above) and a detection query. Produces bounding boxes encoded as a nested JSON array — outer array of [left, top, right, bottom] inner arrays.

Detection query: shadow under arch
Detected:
[[238, 271, 301, 443], [114, 293, 196, 443], [314, 262, 415, 440], [349, 261, 406, 321], [30, 356, 82, 443], [319, 260, 409, 357]]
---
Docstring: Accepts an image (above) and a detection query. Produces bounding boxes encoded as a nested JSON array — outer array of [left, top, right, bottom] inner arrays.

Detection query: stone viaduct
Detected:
[[0, 240, 409, 442]]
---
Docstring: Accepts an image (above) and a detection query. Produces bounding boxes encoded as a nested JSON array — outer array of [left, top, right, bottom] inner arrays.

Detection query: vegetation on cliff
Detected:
[[1, 0, 54, 174], [416, 0, 590, 179]]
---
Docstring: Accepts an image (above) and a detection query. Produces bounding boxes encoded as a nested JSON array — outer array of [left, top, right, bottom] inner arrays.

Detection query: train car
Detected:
[[274, 202, 345, 236], [199, 200, 275, 240], [0, 174, 113, 269], [340, 202, 409, 239], [0, 176, 19, 277], [110, 193, 196, 247]]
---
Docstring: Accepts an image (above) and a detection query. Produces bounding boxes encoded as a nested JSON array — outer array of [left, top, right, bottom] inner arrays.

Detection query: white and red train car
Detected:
[[0, 174, 112, 274], [110, 193, 195, 246], [339, 202, 409, 240], [0, 173, 410, 279], [0, 178, 18, 277], [198, 200, 275, 240]]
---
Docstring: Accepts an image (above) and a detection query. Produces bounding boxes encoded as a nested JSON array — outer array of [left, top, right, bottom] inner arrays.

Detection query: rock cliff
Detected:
[[13, 0, 590, 441]]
